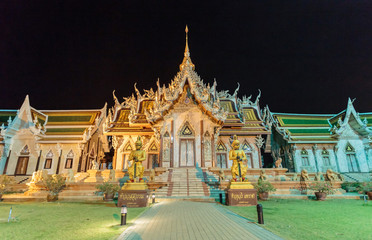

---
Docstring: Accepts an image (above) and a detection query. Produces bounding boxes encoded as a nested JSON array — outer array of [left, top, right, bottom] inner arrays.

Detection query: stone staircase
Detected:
[[74, 172, 90, 182], [154, 168, 225, 202], [343, 173, 371, 182], [13, 176, 31, 184]]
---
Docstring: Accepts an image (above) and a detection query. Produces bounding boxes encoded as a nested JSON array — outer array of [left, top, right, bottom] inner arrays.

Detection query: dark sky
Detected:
[[1, 1, 372, 113]]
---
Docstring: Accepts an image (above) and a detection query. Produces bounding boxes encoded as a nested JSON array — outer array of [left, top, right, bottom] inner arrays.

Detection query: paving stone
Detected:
[[118, 200, 283, 240]]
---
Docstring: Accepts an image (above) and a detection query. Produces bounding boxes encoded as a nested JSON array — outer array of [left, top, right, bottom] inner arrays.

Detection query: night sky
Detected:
[[1, 1, 372, 114]]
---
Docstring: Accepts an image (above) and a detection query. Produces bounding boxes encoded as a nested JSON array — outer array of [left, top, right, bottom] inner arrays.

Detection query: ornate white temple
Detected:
[[1, 27, 371, 178], [104, 26, 270, 171]]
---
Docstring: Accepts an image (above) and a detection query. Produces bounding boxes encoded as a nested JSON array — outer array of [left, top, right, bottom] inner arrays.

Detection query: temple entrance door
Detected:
[[15, 157, 29, 175], [180, 139, 195, 167], [217, 153, 227, 168], [148, 154, 159, 169]]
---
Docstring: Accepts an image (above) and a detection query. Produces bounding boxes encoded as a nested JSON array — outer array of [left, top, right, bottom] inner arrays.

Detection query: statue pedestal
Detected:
[[117, 183, 149, 207], [226, 182, 257, 206], [84, 170, 104, 183]]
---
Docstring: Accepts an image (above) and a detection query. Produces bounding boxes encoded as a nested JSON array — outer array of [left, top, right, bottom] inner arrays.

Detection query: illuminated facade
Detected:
[[0, 96, 108, 176], [1, 28, 371, 177], [265, 99, 372, 175], [104, 27, 270, 171]]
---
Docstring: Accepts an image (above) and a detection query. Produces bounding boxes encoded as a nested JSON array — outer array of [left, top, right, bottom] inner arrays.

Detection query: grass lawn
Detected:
[[0, 201, 147, 240], [227, 199, 372, 240]]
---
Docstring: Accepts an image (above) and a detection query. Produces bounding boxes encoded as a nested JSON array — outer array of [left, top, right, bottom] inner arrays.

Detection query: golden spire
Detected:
[[180, 25, 195, 71]]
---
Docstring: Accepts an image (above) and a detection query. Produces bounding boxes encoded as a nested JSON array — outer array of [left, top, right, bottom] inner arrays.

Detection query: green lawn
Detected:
[[227, 199, 372, 240], [0, 202, 147, 240]]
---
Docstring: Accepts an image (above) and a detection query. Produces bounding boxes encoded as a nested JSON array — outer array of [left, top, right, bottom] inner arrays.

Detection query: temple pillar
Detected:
[[159, 135, 163, 167], [113, 149, 117, 169], [171, 120, 174, 167], [212, 134, 215, 167], [200, 120, 204, 167]]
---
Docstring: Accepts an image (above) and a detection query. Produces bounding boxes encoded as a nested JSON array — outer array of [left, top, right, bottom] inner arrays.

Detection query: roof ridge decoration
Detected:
[[107, 27, 265, 130], [109, 26, 229, 126], [330, 98, 372, 137], [3, 95, 47, 137], [179, 25, 195, 71]]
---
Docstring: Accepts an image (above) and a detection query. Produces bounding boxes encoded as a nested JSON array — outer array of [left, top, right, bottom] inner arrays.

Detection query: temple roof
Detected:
[[269, 99, 372, 143], [0, 96, 106, 144], [106, 27, 268, 136], [39, 108, 105, 143], [271, 113, 335, 142]]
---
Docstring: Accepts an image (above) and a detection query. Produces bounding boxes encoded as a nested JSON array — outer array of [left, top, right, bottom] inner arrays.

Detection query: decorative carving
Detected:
[[20, 145, 30, 155], [0, 124, 5, 136], [67, 150, 74, 158], [162, 132, 171, 163], [30, 170, 48, 183], [46, 150, 53, 158], [255, 135, 265, 149], [203, 131, 212, 163], [258, 169, 268, 181], [314, 172, 323, 181], [274, 158, 283, 168], [91, 160, 99, 170], [112, 136, 119, 150], [325, 169, 337, 182], [55, 143, 62, 157], [7, 116, 12, 126], [34, 143, 41, 157], [300, 169, 310, 181]]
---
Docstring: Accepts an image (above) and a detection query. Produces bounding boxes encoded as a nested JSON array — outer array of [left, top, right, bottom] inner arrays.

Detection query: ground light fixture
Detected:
[[152, 193, 156, 204], [121, 205, 127, 226]]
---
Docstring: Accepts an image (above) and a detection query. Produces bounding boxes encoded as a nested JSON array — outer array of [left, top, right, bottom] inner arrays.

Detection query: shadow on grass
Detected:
[[223, 208, 256, 222]]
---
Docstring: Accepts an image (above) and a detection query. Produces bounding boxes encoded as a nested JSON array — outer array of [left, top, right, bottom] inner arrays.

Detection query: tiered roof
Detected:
[[0, 96, 106, 144], [269, 99, 372, 143], [105, 27, 270, 137], [39, 109, 104, 143]]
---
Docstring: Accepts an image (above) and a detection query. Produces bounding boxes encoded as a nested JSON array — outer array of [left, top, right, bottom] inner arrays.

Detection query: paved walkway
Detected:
[[117, 200, 283, 240]]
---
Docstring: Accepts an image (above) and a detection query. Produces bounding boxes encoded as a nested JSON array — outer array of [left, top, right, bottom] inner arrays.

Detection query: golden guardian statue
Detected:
[[127, 136, 146, 182], [229, 135, 248, 182]]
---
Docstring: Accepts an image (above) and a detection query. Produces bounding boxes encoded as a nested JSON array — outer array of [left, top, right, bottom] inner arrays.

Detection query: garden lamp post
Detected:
[[152, 192, 156, 204], [257, 204, 264, 224], [121, 205, 127, 225]]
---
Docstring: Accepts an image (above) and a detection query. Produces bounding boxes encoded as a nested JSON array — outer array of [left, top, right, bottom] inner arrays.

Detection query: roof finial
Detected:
[[180, 25, 195, 71], [185, 25, 189, 57]]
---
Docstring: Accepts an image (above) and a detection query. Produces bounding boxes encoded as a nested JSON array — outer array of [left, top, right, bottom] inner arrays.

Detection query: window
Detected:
[[15, 145, 30, 175], [65, 158, 73, 169], [345, 143, 359, 172], [15, 157, 29, 175], [346, 154, 360, 172], [322, 156, 331, 166], [44, 159, 52, 169], [44, 150, 54, 169], [322, 149, 331, 166], [301, 149, 310, 166], [216, 153, 227, 168], [65, 150, 74, 169]]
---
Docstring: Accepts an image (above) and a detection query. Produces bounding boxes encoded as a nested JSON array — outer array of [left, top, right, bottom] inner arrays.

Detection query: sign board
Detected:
[[117, 190, 149, 208], [226, 189, 257, 206]]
